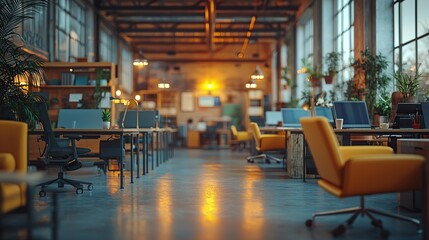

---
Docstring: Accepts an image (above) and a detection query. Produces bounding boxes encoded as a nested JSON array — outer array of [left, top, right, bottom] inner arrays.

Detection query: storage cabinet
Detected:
[[30, 62, 117, 125]]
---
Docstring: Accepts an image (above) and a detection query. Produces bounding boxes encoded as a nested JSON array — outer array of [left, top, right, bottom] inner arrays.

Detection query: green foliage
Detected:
[[394, 65, 422, 99], [102, 109, 111, 122], [0, 0, 48, 129], [374, 94, 392, 116], [353, 48, 391, 117], [281, 66, 295, 89], [325, 51, 342, 75]]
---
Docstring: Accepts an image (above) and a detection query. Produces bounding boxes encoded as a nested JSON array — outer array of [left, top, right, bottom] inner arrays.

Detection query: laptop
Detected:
[[315, 107, 334, 124], [281, 108, 311, 128], [119, 110, 159, 128], [57, 109, 103, 129], [332, 101, 371, 129], [265, 111, 282, 126]]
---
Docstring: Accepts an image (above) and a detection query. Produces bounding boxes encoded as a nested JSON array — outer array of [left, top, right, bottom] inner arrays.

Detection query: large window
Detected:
[[120, 45, 133, 93], [55, 0, 86, 61], [296, 11, 314, 102], [394, 0, 429, 99], [100, 27, 117, 63], [394, 0, 429, 77], [22, 4, 49, 58], [334, 0, 354, 85]]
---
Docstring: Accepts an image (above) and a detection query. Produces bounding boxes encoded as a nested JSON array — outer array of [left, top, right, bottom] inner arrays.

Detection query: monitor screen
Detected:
[[332, 101, 371, 128], [265, 111, 282, 126], [315, 107, 334, 123], [58, 109, 103, 129], [420, 102, 429, 129], [396, 103, 422, 116], [198, 96, 220, 107], [281, 108, 311, 128], [119, 110, 159, 128]]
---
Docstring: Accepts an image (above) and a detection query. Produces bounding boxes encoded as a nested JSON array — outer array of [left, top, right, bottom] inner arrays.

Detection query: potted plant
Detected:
[[374, 94, 392, 127], [324, 51, 342, 84], [299, 56, 323, 87], [102, 109, 111, 129], [353, 48, 390, 118], [0, 0, 48, 129], [393, 65, 422, 103]]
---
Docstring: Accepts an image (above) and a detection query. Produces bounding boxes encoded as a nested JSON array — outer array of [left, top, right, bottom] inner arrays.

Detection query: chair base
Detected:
[[247, 154, 282, 164], [37, 170, 93, 196], [306, 196, 420, 238]]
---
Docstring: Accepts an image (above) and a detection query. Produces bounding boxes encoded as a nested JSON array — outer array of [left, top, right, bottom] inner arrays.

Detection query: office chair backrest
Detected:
[[36, 101, 66, 150], [0, 120, 27, 173], [250, 122, 262, 149], [300, 117, 343, 186]]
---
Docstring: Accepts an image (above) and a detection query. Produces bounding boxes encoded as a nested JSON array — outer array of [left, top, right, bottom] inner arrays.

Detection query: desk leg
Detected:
[[120, 135, 124, 189], [156, 131, 160, 167], [151, 132, 154, 170], [142, 132, 146, 175], [130, 134, 134, 184], [136, 133, 140, 179]]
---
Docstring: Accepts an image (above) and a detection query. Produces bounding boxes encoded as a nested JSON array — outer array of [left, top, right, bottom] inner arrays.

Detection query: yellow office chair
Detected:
[[300, 117, 424, 238], [248, 122, 286, 163], [230, 125, 250, 150], [0, 120, 28, 214]]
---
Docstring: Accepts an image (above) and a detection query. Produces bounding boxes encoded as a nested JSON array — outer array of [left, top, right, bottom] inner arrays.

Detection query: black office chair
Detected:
[[36, 100, 93, 196]]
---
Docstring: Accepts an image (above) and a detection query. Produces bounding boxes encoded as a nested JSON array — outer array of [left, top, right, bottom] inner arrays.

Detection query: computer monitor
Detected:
[[119, 110, 159, 128], [419, 102, 429, 129], [265, 111, 282, 126], [332, 101, 371, 128], [315, 107, 334, 123], [281, 108, 311, 128], [57, 109, 103, 129], [396, 103, 422, 115]]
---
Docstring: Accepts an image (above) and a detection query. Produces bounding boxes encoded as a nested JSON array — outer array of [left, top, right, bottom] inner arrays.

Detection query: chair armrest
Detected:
[[0, 153, 15, 172], [342, 154, 425, 196], [339, 146, 393, 161]]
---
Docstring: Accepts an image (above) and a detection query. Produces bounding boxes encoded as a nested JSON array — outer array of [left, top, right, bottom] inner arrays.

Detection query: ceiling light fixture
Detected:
[[133, 49, 148, 67], [245, 79, 257, 89], [251, 65, 264, 80]]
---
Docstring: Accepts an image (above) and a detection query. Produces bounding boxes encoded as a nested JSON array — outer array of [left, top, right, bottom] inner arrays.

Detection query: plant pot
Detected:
[[323, 75, 334, 84], [102, 121, 111, 129], [309, 76, 322, 87]]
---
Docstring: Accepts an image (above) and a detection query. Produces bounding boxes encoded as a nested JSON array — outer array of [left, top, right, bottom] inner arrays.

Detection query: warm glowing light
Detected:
[[115, 90, 122, 97], [134, 94, 141, 101], [158, 83, 170, 89], [207, 82, 213, 90], [251, 65, 264, 80], [133, 59, 149, 67]]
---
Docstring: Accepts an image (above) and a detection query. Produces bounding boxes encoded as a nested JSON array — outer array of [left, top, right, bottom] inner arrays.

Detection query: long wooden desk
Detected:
[[277, 127, 429, 179], [28, 128, 139, 190]]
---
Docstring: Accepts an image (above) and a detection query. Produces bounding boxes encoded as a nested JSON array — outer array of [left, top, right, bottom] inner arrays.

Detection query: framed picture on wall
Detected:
[[181, 92, 194, 112]]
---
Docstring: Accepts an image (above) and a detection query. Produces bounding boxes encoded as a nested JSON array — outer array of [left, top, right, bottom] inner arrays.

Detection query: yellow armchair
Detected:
[[300, 117, 424, 238], [230, 125, 250, 150], [0, 120, 28, 213], [247, 122, 286, 163]]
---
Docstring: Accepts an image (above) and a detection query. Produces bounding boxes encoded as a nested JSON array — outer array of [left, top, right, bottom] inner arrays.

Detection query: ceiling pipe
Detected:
[[237, 15, 256, 58]]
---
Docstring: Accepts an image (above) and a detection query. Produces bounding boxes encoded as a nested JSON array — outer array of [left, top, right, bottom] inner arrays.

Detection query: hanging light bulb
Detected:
[[133, 49, 149, 67], [251, 65, 264, 80], [245, 79, 257, 89]]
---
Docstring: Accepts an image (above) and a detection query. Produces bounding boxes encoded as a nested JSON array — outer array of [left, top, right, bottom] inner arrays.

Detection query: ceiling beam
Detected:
[[118, 28, 282, 33], [145, 58, 267, 63], [98, 5, 298, 12]]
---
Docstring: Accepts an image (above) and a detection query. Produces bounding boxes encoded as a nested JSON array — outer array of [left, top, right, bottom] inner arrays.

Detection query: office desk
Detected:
[[279, 127, 429, 179], [28, 128, 139, 190]]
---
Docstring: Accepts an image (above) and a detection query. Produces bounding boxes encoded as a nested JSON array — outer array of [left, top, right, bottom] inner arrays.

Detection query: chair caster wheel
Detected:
[[380, 229, 390, 239], [87, 184, 93, 191], [39, 190, 46, 197], [305, 219, 313, 227], [76, 188, 83, 194], [371, 219, 383, 228], [331, 224, 346, 237]]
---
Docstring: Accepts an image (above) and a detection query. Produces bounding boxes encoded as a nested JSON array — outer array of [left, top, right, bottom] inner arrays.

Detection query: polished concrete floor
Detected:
[[28, 148, 423, 240]]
